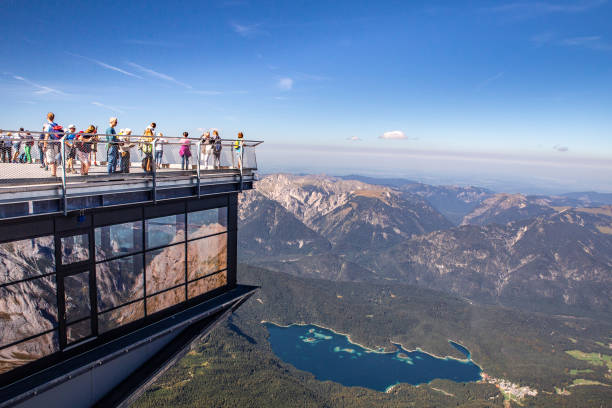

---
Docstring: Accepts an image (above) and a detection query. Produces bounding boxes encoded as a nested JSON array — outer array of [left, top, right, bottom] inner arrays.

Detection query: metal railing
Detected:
[[0, 130, 262, 213]]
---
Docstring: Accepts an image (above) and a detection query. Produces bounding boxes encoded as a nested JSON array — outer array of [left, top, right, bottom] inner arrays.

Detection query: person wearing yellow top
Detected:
[[233, 131, 244, 170], [139, 128, 154, 173]]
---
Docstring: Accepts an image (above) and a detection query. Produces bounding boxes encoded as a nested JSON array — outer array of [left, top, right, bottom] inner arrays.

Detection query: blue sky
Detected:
[[1, 0, 611, 192]]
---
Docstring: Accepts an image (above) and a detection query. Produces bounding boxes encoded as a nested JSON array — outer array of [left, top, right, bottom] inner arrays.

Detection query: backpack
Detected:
[[213, 138, 222, 153], [50, 124, 63, 139]]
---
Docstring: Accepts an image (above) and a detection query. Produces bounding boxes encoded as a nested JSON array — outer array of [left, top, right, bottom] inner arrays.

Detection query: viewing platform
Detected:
[[0, 132, 262, 219], [0, 131, 262, 407]]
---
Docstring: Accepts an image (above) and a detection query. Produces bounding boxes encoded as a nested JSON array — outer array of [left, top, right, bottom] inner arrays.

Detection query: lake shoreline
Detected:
[[262, 320, 483, 371]]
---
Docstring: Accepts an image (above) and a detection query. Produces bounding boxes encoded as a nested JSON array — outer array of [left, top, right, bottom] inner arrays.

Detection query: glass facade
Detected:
[[0, 202, 231, 376]]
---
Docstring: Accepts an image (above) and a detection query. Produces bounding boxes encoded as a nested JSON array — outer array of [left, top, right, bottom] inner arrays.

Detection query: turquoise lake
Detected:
[[265, 323, 482, 392]]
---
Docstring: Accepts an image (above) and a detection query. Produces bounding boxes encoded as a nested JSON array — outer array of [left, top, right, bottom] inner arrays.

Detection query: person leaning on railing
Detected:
[[179, 131, 191, 170], [139, 128, 154, 173], [105, 117, 120, 174], [212, 130, 222, 168], [76, 125, 95, 176], [200, 131, 213, 169], [155, 132, 167, 169], [65, 124, 77, 174], [119, 129, 135, 173], [43, 112, 62, 177]]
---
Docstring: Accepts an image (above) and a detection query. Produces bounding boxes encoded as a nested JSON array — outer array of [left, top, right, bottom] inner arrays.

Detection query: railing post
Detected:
[[239, 140, 244, 192], [196, 140, 201, 198], [60, 136, 67, 215], [152, 139, 157, 204]]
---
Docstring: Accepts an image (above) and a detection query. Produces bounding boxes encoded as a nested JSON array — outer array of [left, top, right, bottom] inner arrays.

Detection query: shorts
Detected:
[[77, 150, 90, 164], [45, 147, 60, 164]]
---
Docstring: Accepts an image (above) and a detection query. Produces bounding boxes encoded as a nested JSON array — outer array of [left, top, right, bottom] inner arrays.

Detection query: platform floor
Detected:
[[0, 162, 242, 189]]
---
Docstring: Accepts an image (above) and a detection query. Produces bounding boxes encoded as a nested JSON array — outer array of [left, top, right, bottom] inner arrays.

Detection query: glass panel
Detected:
[[96, 255, 144, 312], [0, 235, 54, 285], [0, 276, 58, 348], [61, 234, 89, 264], [146, 286, 185, 315], [146, 244, 185, 295], [145, 214, 185, 249], [95, 221, 143, 261], [187, 207, 228, 240], [0, 331, 59, 375], [66, 319, 91, 344], [64, 272, 90, 324], [98, 300, 144, 334], [187, 234, 227, 281], [188, 270, 227, 299]]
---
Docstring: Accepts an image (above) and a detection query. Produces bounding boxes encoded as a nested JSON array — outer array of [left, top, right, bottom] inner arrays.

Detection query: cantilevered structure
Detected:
[[0, 134, 262, 407]]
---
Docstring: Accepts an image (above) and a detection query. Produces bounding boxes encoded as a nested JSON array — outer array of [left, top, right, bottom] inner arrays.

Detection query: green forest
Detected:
[[133, 265, 612, 407]]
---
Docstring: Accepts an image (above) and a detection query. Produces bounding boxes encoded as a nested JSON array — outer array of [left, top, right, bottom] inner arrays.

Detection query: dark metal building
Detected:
[[0, 137, 260, 407]]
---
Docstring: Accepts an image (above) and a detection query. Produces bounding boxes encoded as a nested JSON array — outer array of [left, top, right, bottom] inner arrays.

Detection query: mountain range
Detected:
[[239, 174, 612, 320]]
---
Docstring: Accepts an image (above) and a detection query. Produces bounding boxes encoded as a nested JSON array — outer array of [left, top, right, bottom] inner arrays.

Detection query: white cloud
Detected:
[[127, 62, 192, 89], [485, 0, 606, 15], [561, 35, 612, 51], [379, 130, 412, 140], [277, 77, 294, 91], [347, 136, 362, 141], [554, 144, 569, 152], [13, 75, 66, 95], [230, 22, 264, 37]]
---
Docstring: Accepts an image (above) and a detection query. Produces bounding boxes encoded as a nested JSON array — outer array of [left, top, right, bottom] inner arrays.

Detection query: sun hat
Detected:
[[68, 124, 76, 129]]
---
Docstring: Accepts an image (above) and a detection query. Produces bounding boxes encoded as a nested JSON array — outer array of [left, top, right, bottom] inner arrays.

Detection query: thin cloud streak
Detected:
[[477, 72, 504, 90], [561, 35, 612, 50], [485, 0, 607, 15], [127, 62, 192, 89], [69, 53, 143, 79], [92, 101, 125, 114], [13, 75, 66, 95]]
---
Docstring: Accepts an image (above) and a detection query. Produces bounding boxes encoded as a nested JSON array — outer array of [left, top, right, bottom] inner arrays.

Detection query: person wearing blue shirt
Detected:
[[105, 117, 119, 174]]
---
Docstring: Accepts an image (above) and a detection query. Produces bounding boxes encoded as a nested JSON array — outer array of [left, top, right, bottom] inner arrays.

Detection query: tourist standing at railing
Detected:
[[212, 130, 222, 168], [65, 124, 77, 174], [11, 130, 22, 163], [119, 128, 135, 173], [155, 132, 166, 169], [233, 132, 244, 170], [24, 131, 34, 164], [200, 131, 213, 169], [37, 127, 46, 168], [105, 117, 120, 174], [43, 112, 62, 177], [139, 128, 154, 173], [77, 125, 95, 175], [179, 132, 191, 170], [0, 132, 12, 163]]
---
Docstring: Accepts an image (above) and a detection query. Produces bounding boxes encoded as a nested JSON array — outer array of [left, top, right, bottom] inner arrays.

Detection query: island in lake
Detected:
[[265, 323, 482, 392]]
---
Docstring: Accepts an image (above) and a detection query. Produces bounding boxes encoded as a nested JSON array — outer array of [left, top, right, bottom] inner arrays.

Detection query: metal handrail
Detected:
[[0, 129, 263, 145], [0, 132, 262, 214]]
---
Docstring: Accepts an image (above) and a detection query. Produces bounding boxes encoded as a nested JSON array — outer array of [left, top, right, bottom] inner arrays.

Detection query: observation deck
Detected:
[[0, 131, 262, 407]]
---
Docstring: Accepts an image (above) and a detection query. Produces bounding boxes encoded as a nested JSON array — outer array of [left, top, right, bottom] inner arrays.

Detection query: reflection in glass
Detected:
[[187, 207, 227, 240], [0, 276, 57, 348], [147, 287, 185, 315], [0, 331, 59, 375], [95, 221, 142, 261], [96, 255, 144, 312], [0, 235, 54, 285], [66, 319, 91, 343], [188, 270, 227, 299], [64, 272, 90, 324], [61, 234, 89, 264], [145, 215, 185, 249], [98, 300, 144, 334], [146, 244, 185, 295], [187, 234, 227, 281]]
